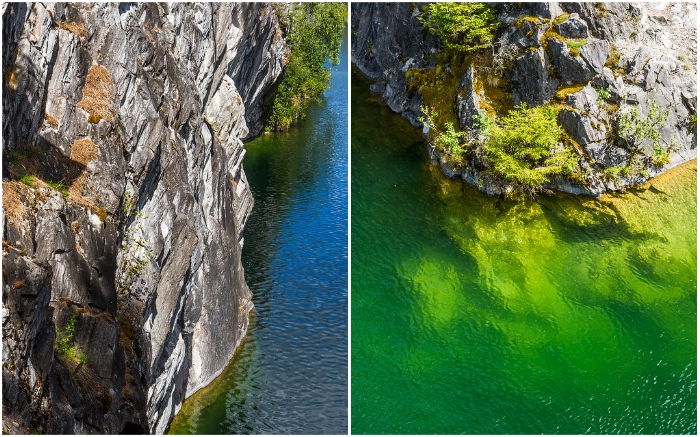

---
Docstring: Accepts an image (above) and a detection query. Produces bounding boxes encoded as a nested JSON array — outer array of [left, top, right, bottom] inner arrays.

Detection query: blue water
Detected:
[[169, 29, 348, 435]]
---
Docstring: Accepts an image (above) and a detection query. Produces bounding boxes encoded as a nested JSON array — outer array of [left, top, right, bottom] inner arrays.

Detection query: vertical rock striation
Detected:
[[2, 3, 286, 433]]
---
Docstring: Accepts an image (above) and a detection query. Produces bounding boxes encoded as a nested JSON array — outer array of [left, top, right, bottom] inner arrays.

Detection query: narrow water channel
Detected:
[[168, 30, 348, 435], [351, 69, 697, 434]]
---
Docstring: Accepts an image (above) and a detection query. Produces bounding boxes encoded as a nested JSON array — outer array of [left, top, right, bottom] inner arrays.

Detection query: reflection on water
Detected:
[[351, 69, 696, 435], [168, 30, 348, 435]]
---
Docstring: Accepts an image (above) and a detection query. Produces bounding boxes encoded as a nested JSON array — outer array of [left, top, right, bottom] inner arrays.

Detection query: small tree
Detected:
[[419, 105, 467, 157], [618, 101, 669, 154], [419, 3, 499, 52], [481, 104, 576, 189]]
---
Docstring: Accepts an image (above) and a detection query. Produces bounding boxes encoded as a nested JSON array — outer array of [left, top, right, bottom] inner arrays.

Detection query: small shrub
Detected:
[[55, 310, 85, 363], [437, 121, 468, 156], [649, 145, 670, 167], [618, 100, 669, 154], [481, 103, 576, 190], [604, 165, 628, 182]]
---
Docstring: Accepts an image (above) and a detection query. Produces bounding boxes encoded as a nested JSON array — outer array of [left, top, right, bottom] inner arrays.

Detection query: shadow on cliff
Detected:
[[3, 45, 88, 191]]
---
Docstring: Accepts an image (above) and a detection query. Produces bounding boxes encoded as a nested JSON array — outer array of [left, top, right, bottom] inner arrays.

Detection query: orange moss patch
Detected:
[[6, 66, 21, 92], [58, 21, 87, 38], [2, 182, 28, 222], [67, 172, 108, 222], [70, 138, 98, 166], [45, 114, 59, 128], [77, 65, 115, 123], [555, 84, 586, 101]]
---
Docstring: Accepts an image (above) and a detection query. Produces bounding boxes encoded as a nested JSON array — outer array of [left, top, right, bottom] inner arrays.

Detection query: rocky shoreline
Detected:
[[351, 2, 696, 196]]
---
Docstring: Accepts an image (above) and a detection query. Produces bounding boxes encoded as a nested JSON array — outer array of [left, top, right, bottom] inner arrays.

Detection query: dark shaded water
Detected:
[[168, 30, 348, 435], [351, 70, 697, 434]]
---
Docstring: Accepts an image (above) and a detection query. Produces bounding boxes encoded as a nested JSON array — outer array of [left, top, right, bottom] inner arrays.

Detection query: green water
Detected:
[[351, 69, 697, 434]]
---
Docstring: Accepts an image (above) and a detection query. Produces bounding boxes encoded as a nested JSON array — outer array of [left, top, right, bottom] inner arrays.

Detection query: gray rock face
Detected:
[[455, 67, 481, 130], [3, 2, 286, 434], [351, 2, 440, 125], [554, 13, 589, 38], [512, 47, 559, 106], [549, 38, 609, 85], [352, 2, 697, 196], [559, 85, 609, 162]]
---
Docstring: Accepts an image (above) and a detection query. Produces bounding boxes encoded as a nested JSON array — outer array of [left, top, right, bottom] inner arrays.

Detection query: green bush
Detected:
[[420, 105, 467, 157], [649, 145, 670, 167], [419, 2, 499, 52], [481, 104, 577, 189], [437, 121, 468, 156], [266, 2, 347, 131], [618, 100, 668, 154]]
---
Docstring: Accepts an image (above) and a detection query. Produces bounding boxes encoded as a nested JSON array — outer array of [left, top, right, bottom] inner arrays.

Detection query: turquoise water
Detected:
[[168, 30, 348, 435], [351, 69, 697, 434]]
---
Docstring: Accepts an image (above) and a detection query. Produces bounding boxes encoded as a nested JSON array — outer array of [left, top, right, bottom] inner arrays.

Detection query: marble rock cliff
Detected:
[[2, 2, 286, 433], [352, 2, 697, 195]]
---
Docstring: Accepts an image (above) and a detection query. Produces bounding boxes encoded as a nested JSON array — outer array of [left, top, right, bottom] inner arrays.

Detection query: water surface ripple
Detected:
[[168, 31, 348, 435], [351, 69, 696, 435]]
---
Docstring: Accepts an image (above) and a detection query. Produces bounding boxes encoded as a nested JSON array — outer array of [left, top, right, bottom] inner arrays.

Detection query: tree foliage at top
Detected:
[[267, 2, 347, 131], [419, 2, 499, 52]]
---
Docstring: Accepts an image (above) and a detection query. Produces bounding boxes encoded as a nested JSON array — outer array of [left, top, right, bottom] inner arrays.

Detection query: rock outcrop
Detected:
[[351, 2, 440, 125], [351, 2, 697, 196], [2, 2, 286, 433]]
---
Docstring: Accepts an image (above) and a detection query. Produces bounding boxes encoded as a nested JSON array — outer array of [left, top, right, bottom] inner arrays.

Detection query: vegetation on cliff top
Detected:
[[419, 2, 499, 52], [267, 2, 347, 131]]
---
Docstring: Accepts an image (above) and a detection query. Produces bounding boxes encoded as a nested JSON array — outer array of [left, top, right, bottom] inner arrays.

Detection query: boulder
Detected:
[[455, 67, 482, 131], [554, 13, 589, 38], [550, 38, 609, 84], [511, 47, 559, 106], [559, 85, 610, 163]]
